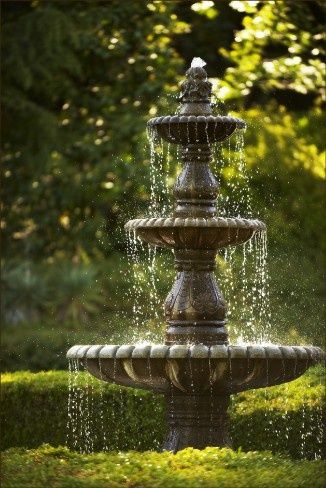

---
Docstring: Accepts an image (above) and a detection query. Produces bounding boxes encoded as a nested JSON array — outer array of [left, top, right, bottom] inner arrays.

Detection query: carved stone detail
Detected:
[[180, 66, 213, 102], [165, 250, 227, 345], [174, 145, 218, 218], [163, 394, 231, 452], [178, 66, 213, 116]]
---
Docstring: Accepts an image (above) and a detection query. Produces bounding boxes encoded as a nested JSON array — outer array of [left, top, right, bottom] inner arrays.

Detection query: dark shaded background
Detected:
[[1, 0, 325, 371]]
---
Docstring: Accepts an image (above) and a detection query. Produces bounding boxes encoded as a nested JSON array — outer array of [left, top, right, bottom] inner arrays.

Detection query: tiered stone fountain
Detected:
[[67, 59, 324, 452]]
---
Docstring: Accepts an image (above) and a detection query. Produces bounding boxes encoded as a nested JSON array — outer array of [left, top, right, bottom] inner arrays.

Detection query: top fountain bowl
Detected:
[[148, 115, 246, 145]]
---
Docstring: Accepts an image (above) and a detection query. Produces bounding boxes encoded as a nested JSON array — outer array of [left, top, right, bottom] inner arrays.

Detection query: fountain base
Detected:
[[163, 394, 231, 452]]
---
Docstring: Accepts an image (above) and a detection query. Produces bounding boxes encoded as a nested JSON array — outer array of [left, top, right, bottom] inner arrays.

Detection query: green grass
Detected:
[[2, 444, 325, 488]]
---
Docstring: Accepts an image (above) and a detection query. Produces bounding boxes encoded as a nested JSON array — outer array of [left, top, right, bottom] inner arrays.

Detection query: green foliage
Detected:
[[1, 2, 325, 356], [219, 108, 325, 344], [220, 0, 325, 107], [2, 260, 105, 324], [173, 1, 242, 77], [1, 262, 51, 323], [3, 444, 325, 488], [1, 367, 324, 460], [2, 323, 77, 371], [1, 251, 173, 356], [1, 313, 157, 372], [2, 1, 187, 259], [231, 366, 325, 458], [49, 263, 106, 323], [1, 370, 165, 453]]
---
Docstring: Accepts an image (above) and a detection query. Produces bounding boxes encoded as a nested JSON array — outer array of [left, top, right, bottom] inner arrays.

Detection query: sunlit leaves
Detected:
[[225, 0, 325, 105], [2, 1, 187, 260], [230, 1, 260, 14], [191, 1, 218, 19]]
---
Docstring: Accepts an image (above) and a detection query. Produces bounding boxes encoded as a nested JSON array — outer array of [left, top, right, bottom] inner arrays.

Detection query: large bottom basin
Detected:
[[67, 344, 324, 395]]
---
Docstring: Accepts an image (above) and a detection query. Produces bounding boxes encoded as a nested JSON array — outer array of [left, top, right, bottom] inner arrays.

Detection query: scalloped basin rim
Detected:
[[147, 115, 246, 129], [124, 217, 266, 231], [67, 344, 325, 361]]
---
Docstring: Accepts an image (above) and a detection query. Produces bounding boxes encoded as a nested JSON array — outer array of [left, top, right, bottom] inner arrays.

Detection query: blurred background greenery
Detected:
[[1, 0, 325, 371]]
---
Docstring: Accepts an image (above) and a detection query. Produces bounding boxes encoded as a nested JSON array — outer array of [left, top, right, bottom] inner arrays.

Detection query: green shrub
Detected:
[[230, 366, 325, 459], [1, 370, 165, 453], [2, 260, 114, 326], [1, 367, 324, 459], [1, 324, 74, 371], [1, 261, 51, 323], [2, 444, 325, 488], [1, 313, 164, 372]]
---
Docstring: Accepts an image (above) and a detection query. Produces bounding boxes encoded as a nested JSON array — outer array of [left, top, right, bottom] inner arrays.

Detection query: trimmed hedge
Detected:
[[2, 444, 325, 488], [1, 366, 325, 459], [1, 314, 138, 372]]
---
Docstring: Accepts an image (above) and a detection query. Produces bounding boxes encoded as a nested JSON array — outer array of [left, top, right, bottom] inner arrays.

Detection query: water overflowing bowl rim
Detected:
[[124, 217, 266, 231], [66, 344, 325, 361], [147, 115, 246, 129]]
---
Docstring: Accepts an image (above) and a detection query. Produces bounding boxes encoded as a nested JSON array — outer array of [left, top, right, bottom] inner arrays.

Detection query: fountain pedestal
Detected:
[[163, 394, 231, 452]]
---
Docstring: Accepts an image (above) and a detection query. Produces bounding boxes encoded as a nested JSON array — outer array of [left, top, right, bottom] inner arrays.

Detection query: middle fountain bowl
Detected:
[[125, 217, 265, 249]]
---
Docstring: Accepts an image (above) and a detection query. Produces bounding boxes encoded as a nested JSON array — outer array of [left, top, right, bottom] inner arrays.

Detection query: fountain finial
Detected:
[[179, 57, 213, 115]]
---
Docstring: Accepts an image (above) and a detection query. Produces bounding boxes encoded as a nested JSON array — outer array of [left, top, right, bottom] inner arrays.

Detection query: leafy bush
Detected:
[[1, 314, 148, 372], [2, 444, 325, 488], [1, 370, 164, 453], [1, 367, 324, 459], [2, 260, 108, 325], [48, 262, 106, 323], [1, 262, 51, 323]]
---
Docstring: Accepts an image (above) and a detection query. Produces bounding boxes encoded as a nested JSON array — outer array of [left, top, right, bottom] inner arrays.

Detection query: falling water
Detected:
[[211, 129, 274, 343], [147, 126, 171, 217], [219, 230, 271, 344], [214, 129, 252, 218], [67, 360, 87, 453], [126, 230, 145, 330], [300, 390, 308, 458], [315, 366, 324, 459], [165, 141, 172, 210], [208, 357, 214, 444], [282, 383, 290, 452], [67, 359, 79, 449], [146, 122, 273, 345], [188, 357, 200, 429], [148, 126, 161, 217], [98, 359, 108, 451], [233, 130, 252, 218], [123, 126, 175, 341], [239, 241, 250, 341], [254, 230, 272, 343], [74, 361, 85, 452], [83, 360, 94, 454], [74, 361, 93, 454], [220, 247, 236, 335], [147, 245, 159, 321], [169, 376, 175, 441]]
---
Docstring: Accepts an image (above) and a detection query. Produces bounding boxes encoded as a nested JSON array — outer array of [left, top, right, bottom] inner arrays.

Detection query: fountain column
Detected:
[[163, 394, 231, 452], [164, 143, 228, 345]]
